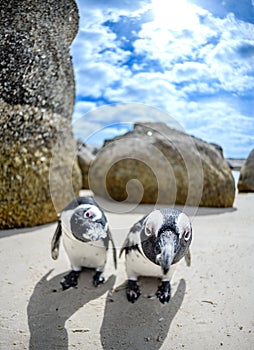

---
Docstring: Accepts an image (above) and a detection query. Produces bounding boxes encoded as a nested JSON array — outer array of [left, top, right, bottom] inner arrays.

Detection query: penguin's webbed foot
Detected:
[[126, 280, 141, 303], [61, 270, 80, 290], [156, 280, 171, 304], [93, 271, 105, 287]]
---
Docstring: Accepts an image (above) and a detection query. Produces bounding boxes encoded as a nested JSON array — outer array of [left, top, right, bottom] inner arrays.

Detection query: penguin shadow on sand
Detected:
[[27, 269, 116, 350], [100, 278, 186, 350]]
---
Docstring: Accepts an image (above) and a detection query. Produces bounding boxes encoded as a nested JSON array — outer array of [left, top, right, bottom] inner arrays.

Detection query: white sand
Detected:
[[0, 192, 253, 350]]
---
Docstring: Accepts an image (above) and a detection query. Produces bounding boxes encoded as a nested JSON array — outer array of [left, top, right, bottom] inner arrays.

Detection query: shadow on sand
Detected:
[[27, 270, 115, 350], [100, 278, 186, 350]]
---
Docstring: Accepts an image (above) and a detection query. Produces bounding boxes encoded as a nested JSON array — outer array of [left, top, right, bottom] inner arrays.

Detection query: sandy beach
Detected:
[[0, 191, 253, 350]]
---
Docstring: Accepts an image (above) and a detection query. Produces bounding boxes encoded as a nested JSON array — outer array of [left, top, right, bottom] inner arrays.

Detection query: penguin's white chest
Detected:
[[126, 249, 162, 279], [125, 249, 175, 281], [62, 229, 107, 270]]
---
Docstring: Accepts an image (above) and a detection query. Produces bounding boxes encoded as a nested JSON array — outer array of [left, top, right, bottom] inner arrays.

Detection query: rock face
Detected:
[[0, 0, 82, 228], [89, 123, 235, 207], [238, 149, 254, 192], [77, 142, 95, 189], [227, 158, 245, 171]]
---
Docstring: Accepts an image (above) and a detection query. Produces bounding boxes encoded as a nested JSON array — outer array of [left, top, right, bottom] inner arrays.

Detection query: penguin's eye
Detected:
[[183, 228, 191, 241]]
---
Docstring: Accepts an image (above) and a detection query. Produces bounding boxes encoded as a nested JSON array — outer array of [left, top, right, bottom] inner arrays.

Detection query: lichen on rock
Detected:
[[0, 0, 81, 228]]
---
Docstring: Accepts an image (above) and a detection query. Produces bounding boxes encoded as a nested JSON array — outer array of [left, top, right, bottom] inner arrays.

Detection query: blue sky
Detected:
[[71, 0, 254, 158]]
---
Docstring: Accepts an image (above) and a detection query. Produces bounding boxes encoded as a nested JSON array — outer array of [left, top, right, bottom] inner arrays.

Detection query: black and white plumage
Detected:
[[120, 208, 192, 304], [51, 196, 117, 290]]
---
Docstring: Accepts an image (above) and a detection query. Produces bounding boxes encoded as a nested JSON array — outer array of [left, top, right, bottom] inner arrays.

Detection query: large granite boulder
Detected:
[[77, 141, 95, 189], [89, 123, 235, 207], [0, 0, 82, 228], [238, 149, 254, 192]]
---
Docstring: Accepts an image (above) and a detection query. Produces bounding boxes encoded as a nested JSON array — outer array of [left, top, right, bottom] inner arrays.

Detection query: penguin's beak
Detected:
[[155, 233, 175, 275]]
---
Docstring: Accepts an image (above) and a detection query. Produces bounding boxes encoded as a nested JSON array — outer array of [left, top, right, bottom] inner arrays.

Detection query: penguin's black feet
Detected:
[[93, 271, 105, 287], [156, 280, 171, 304], [61, 270, 80, 290], [126, 279, 141, 303]]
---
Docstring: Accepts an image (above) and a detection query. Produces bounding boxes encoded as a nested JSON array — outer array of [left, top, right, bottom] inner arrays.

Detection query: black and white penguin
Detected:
[[51, 196, 117, 290], [120, 208, 192, 304]]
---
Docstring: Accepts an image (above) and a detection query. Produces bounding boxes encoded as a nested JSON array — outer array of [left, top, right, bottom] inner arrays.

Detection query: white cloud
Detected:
[[170, 62, 210, 83], [151, 0, 202, 31], [71, 0, 254, 157], [105, 71, 182, 102], [75, 61, 122, 98], [182, 82, 217, 94], [178, 101, 254, 158], [136, 11, 254, 92], [72, 101, 97, 122], [72, 119, 103, 142], [134, 4, 216, 68]]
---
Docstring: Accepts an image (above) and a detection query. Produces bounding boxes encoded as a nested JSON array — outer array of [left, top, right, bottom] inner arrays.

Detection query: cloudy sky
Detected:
[[71, 0, 254, 158]]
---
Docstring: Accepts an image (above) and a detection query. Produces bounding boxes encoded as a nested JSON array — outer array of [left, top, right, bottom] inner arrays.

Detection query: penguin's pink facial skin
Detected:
[[84, 209, 95, 219], [81, 205, 103, 222], [144, 210, 164, 237], [182, 227, 191, 242]]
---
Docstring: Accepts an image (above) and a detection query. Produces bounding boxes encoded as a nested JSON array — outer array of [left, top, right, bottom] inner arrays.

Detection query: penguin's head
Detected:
[[70, 204, 108, 242], [142, 209, 192, 274]]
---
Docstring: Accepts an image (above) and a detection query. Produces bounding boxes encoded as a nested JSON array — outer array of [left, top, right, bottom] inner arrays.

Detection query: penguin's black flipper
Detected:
[[107, 229, 117, 270], [51, 220, 62, 260]]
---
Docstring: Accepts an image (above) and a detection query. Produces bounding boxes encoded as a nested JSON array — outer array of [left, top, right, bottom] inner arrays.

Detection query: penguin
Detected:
[[51, 196, 117, 290], [120, 208, 192, 304]]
